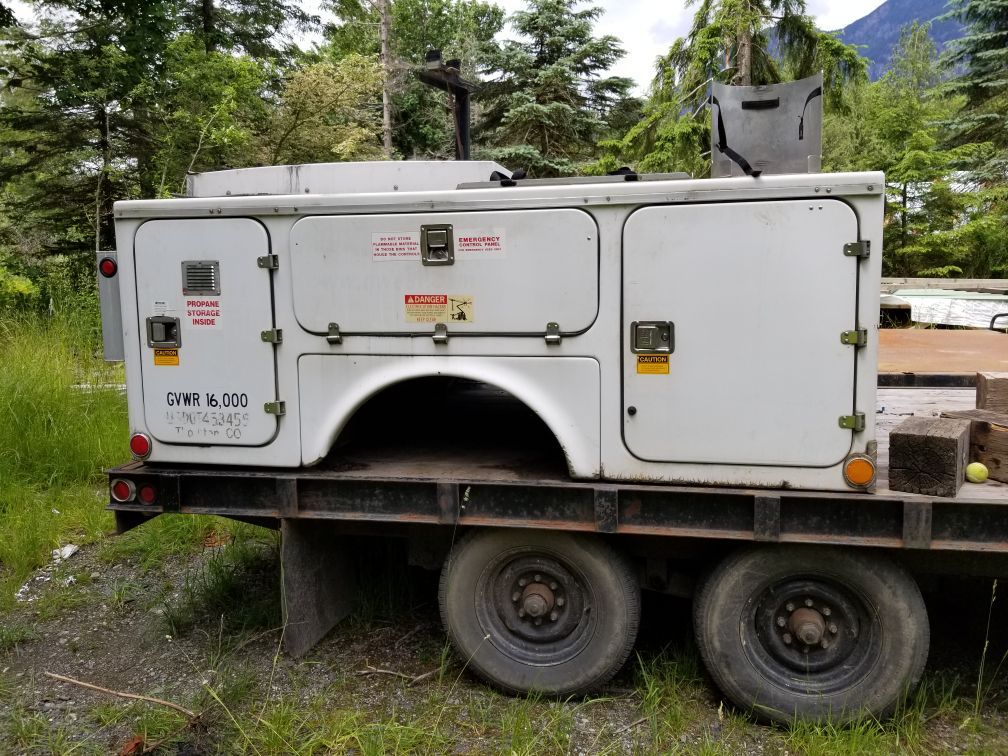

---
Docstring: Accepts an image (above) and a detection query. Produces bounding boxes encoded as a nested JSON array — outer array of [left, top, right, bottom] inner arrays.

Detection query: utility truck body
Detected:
[[101, 159, 1005, 726]]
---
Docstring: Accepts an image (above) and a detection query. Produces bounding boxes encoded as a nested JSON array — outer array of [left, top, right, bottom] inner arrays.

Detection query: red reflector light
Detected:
[[98, 257, 118, 278], [129, 433, 152, 459], [110, 479, 135, 503], [138, 485, 157, 504]]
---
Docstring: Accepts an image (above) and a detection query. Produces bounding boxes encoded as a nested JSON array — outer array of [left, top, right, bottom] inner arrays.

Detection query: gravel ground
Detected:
[[3, 529, 1008, 755]]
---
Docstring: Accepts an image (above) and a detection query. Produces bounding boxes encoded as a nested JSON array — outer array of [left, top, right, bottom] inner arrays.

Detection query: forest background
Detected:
[[0, 0, 1006, 328]]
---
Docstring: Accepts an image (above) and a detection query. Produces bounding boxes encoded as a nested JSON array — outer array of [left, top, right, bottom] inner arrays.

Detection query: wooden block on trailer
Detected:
[[977, 373, 1008, 414], [889, 416, 971, 497], [943, 408, 1008, 484]]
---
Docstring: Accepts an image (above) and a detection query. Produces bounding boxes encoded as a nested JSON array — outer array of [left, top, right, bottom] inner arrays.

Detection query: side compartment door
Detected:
[[135, 218, 280, 447], [622, 200, 860, 467]]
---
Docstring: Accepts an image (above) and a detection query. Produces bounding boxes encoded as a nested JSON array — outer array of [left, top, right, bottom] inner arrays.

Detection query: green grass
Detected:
[[0, 315, 127, 607]]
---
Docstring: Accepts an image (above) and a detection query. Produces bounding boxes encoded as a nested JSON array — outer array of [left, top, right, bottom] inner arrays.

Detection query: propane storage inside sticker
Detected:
[[636, 355, 669, 374], [154, 348, 180, 366], [186, 298, 221, 328], [404, 294, 474, 323], [373, 232, 421, 261]]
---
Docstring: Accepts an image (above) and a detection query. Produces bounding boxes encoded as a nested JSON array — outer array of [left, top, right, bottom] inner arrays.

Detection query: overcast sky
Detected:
[[10, 0, 887, 93]]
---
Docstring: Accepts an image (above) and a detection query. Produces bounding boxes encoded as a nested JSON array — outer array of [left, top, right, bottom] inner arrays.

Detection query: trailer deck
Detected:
[[110, 388, 1005, 556]]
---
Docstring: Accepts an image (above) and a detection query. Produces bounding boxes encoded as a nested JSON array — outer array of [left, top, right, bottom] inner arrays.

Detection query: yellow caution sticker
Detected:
[[404, 294, 474, 324], [636, 355, 669, 375], [154, 348, 179, 366]]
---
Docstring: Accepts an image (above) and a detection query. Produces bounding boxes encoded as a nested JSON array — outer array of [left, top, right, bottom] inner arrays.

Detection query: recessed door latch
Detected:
[[421, 224, 454, 266], [631, 321, 674, 353], [146, 316, 181, 348]]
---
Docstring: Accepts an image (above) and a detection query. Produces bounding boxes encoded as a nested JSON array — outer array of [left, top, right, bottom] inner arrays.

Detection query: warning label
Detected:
[[154, 348, 180, 366], [404, 294, 474, 324], [186, 298, 221, 328], [373, 232, 421, 261], [636, 355, 669, 375], [456, 229, 505, 259]]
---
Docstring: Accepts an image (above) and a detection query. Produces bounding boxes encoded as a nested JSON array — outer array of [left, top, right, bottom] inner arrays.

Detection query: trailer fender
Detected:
[[297, 355, 602, 478]]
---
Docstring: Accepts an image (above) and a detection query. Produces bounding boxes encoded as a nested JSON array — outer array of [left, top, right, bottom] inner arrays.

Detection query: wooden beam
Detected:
[[977, 373, 1008, 414], [889, 417, 971, 498]]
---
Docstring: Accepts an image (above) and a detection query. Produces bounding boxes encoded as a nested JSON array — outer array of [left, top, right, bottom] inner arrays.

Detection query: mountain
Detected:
[[834, 0, 965, 80]]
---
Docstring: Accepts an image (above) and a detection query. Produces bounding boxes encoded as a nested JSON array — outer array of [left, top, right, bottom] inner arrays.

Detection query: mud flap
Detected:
[[281, 520, 358, 657]]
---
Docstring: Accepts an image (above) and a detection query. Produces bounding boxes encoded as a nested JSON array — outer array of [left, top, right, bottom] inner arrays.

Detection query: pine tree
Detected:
[[943, 0, 1008, 180], [477, 0, 634, 176]]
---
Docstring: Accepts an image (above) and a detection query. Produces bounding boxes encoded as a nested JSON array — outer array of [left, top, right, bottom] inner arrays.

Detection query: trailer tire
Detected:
[[693, 545, 928, 724], [439, 528, 640, 696]]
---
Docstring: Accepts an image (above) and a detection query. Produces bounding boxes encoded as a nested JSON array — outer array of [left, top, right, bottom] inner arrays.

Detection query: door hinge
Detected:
[[326, 323, 342, 345], [838, 413, 866, 432], [260, 328, 283, 344], [432, 323, 449, 344], [257, 254, 279, 270], [843, 240, 870, 258], [840, 329, 867, 347], [545, 322, 562, 345], [264, 401, 286, 416]]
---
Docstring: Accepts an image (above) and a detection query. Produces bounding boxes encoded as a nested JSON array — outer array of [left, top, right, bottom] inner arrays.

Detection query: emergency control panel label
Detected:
[[456, 229, 505, 259], [636, 355, 670, 374], [404, 294, 474, 323]]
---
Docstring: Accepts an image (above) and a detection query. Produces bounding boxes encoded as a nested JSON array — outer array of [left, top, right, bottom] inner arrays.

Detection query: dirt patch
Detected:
[[2, 530, 1008, 754]]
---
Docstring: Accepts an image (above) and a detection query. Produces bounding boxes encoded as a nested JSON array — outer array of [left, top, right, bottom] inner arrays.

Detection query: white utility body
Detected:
[[112, 160, 883, 492]]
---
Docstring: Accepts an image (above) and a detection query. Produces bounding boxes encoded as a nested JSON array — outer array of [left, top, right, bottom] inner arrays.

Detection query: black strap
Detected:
[[798, 86, 822, 141], [711, 95, 761, 178]]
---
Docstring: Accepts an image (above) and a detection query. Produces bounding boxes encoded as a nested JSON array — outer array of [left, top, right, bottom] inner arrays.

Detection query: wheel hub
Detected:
[[521, 582, 555, 618], [788, 607, 826, 646]]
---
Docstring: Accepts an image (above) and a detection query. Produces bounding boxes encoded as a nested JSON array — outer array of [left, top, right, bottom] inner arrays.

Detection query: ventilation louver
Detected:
[[181, 260, 221, 296]]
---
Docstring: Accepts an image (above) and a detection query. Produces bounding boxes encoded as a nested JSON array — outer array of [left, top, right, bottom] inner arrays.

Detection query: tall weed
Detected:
[[0, 315, 126, 605]]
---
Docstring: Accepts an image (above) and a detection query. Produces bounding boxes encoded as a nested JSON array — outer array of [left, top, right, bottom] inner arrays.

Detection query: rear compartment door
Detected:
[[622, 200, 859, 467], [289, 209, 598, 336], [134, 218, 279, 446]]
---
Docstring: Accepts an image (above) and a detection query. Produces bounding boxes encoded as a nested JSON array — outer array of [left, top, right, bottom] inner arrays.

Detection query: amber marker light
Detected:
[[844, 455, 876, 489]]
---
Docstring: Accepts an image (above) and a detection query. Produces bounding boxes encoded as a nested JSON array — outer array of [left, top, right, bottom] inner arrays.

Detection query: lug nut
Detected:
[[783, 633, 792, 644], [550, 611, 559, 622], [512, 592, 521, 602], [777, 616, 786, 627], [785, 602, 795, 612], [821, 607, 831, 616], [518, 609, 525, 618], [556, 597, 565, 607], [534, 574, 541, 582], [804, 598, 814, 607], [534, 618, 542, 626], [821, 640, 830, 649], [829, 623, 838, 634], [549, 582, 558, 590], [518, 578, 527, 587]]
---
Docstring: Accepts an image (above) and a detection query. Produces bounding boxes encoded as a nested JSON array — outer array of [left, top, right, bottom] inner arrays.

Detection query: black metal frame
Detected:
[[108, 462, 1008, 555]]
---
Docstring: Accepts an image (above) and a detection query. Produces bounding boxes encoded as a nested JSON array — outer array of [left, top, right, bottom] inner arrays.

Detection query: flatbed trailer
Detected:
[[107, 385, 1007, 724]]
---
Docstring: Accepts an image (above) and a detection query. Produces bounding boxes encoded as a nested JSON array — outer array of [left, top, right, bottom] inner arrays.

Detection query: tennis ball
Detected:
[[966, 462, 989, 484]]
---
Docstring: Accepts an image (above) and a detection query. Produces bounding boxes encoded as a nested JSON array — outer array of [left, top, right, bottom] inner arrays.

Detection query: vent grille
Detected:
[[181, 260, 221, 296]]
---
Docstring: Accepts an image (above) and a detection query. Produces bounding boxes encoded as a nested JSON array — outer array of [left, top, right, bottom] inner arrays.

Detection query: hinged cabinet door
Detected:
[[622, 200, 859, 467], [135, 218, 279, 447]]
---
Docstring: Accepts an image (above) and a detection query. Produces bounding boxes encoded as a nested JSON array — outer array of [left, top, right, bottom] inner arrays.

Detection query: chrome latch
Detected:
[[146, 316, 182, 348], [432, 323, 449, 344], [839, 413, 866, 432], [840, 329, 867, 347], [545, 322, 561, 345], [260, 328, 283, 344], [264, 401, 286, 416], [421, 224, 454, 266], [631, 321, 674, 353], [843, 241, 870, 258], [326, 323, 342, 345]]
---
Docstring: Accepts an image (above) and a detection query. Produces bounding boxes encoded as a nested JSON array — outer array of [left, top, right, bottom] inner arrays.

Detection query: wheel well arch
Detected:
[[303, 359, 601, 478]]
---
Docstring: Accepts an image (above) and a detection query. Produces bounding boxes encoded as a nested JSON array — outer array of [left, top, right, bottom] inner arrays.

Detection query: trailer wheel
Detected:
[[693, 545, 928, 724], [439, 529, 640, 696]]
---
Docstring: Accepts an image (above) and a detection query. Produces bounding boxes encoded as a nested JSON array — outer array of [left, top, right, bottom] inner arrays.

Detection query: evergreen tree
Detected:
[[943, 0, 1008, 181], [477, 0, 635, 176], [180, 0, 319, 60], [611, 0, 865, 176]]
